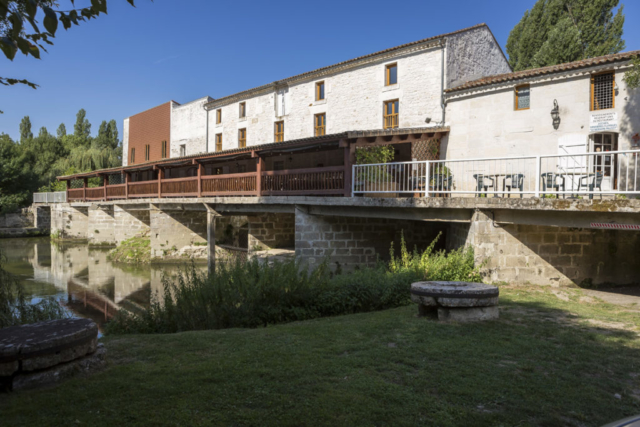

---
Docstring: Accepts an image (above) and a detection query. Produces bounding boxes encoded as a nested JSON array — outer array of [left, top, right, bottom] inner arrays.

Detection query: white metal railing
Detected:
[[352, 150, 640, 199], [33, 191, 67, 203]]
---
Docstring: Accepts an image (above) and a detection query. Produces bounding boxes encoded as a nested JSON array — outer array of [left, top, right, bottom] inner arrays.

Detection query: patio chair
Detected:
[[541, 173, 566, 199], [473, 174, 494, 197], [503, 174, 524, 198], [578, 171, 604, 200], [430, 174, 453, 197]]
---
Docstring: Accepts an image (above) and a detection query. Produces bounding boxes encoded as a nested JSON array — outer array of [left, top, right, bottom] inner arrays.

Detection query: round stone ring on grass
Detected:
[[410, 281, 499, 322]]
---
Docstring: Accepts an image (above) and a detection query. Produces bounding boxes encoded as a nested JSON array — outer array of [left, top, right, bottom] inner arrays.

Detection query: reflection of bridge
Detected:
[[28, 241, 172, 320]]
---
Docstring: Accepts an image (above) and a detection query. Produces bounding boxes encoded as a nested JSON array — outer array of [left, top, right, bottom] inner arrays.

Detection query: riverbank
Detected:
[[2, 284, 640, 426], [0, 227, 49, 238]]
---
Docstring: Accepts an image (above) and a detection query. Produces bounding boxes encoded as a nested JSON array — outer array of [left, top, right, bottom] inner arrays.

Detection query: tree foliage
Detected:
[[0, 109, 121, 210], [506, 0, 625, 71], [0, 0, 138, 91], [623, 57, 640, 89]]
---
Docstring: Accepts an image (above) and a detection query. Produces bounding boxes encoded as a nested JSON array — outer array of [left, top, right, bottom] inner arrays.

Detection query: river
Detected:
[[0, 237, 206, 329]]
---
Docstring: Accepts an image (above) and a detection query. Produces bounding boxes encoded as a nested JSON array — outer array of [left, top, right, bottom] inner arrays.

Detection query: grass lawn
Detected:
[[3, 285, 640, 426]]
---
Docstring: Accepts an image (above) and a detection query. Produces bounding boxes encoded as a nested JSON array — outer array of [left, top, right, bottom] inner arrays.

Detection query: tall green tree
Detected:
[[0, 133, 33, 213], [18, 115, 32, 143], [56, 123, 66, 138], [506, 0, 625, 71], [73, 109, 91, 139]]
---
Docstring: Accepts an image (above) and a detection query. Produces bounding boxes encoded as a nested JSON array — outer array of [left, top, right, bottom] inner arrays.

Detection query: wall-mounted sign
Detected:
[[589, 112, 618, 132]]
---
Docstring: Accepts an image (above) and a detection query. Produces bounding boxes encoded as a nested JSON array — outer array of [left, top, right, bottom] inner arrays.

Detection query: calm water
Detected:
[[0, 237, 206, 329]]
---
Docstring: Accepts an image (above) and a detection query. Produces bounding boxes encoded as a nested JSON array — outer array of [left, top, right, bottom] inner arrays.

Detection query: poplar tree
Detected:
[[19, 115, 32, 143], [56, 123, 66, 138], [73, 109, 91, 139], [506, 0, 625, 71]]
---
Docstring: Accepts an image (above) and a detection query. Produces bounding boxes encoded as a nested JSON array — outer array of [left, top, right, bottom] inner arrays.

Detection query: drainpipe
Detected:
[[440, 38, 446, 126]]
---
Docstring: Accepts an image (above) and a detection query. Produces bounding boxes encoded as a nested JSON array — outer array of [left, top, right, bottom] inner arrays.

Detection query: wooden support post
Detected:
[[157, 167, 163, 199], [83, 178, 87, 202], [343, 144, 352, 197], [103, 175, 108, 200], [65, 180, 69, 202], [197, 161, 202, 197], [253, 151, 262, 196], [207, 208, 216, 275], [124, 172, 129, 199]]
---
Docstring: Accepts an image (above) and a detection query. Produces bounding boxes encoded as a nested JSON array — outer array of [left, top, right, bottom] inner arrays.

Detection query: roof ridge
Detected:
[[446, 50, 640, 93]]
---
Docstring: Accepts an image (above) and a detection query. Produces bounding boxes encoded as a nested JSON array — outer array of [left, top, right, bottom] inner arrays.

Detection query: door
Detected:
[[590, 133, 618, 191], [557, 134, 589, 192]]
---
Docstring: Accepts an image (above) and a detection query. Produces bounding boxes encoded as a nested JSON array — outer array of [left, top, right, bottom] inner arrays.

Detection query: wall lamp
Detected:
[[551, 99, 561, 130]]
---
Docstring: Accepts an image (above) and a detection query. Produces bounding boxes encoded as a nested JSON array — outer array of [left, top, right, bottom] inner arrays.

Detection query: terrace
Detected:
[[44, 128, 640, 204]]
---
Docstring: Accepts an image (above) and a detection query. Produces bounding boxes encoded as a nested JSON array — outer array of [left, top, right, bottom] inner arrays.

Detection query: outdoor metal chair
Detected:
[[429, 174, 453, 197], [503, 174, 524, 198], [578, 171, 604, 200], [473, 174, 494, 197], [541, 173, 566, 199]]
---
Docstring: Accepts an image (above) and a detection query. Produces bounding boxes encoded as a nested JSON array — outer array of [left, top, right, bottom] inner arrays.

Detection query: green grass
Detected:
[[107, 233, 150, 264], [3, 285, 640, 426]]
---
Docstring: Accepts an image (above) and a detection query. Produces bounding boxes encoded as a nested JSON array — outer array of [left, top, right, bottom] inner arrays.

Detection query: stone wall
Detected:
[[295, 208, 447, 271], [87, 206, 115, 246], [450, 210, 640, 286], [248, 213, 295, 252], [149, 207, 207, 261], [0, 208, 33, 228], [51, 204, 88, 240], [34, 206, 51, 230], [113, 205, 149, 244], [170, 96, 213, 158]]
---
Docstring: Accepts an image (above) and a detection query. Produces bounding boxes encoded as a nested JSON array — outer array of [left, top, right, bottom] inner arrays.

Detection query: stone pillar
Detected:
[[50, 204, 89, 240], [34, 206, 51, 230], [87, 205, 115, 246], [294, 207, 446, 271], [114, 205, 150, 244], [450, 210, 640, 286], [149, 205, 207, 262], [247, 213, 295, 253]]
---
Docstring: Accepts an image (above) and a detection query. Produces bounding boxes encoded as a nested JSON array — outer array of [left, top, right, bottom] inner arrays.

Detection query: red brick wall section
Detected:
[[128, 102, 171, 164]]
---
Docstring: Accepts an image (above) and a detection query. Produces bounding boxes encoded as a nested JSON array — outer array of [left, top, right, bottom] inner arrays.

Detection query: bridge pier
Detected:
[[51, 204, 89, 240], [449, 210, 640, 286], [88, 205, 116, 246], [149, 205, 207, 262], [247, 213, 295, 256], [114, 205, 150, 244]]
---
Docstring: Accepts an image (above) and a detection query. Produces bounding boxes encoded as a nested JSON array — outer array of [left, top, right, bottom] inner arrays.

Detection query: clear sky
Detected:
[[1, 0, 637, 141]]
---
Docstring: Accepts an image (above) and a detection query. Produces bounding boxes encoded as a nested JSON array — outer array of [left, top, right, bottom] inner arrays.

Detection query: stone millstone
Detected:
[[0, 318, 98, 376], [410, 281, 499, 308]]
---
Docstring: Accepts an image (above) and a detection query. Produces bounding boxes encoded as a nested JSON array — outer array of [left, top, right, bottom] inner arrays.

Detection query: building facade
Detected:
[[122, 101, 177, 166]]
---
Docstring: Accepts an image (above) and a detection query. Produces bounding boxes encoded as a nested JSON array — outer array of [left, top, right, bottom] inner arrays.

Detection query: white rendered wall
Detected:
[[122, 117, 130, 166], [170, 96, 212, 158], [443, 65, 640, 160]]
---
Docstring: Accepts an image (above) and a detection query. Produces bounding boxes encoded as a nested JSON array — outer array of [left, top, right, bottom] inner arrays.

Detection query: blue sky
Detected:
[[2, 0, 637, 141]]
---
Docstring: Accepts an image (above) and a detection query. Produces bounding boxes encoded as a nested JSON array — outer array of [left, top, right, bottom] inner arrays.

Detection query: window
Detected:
[[274, 160, 285, 171], [274, 121, 284, 142], [179, 144, 186, 157], [314, 113, 326, 136], [216, 108, 222, 124], [316, 81, 325, 101], [238, 128, 246, 148], [237, 164, 247, 173], [515, 85, 530, 110], [144, 144, 150, 161], [591, 72, 615, 111], [386, 63, 398, 86], [383, 100, 399, 129], [161, 140, 168, 159], [239, 102, 246, 118], [130, 148, 135, 164], [215, 134, 222, 151]]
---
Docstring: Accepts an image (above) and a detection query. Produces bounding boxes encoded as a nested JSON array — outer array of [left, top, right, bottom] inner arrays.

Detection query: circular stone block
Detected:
[[0, 318, 98, 375], [411, 281, 499, 308]]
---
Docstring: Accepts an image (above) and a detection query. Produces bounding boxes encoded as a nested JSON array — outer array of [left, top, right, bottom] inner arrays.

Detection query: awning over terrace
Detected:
[[58, 127, 448, 202]]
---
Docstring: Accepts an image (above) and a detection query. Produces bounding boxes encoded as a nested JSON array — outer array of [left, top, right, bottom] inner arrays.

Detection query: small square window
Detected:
[[515, 85, 530, 110], [239, 102, 246, 118], [216, 109, 222, 124], [386, 63, 397, 86], [215, 134, 222, 151], [316, 81, 325, 101]]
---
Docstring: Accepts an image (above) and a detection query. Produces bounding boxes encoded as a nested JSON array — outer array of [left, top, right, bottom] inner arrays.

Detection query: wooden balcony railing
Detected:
[[65, 166, 349, 201]]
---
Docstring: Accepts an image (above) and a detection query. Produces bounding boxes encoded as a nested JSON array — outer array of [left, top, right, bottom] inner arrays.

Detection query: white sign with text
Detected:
[[589, 112, 618, 132]]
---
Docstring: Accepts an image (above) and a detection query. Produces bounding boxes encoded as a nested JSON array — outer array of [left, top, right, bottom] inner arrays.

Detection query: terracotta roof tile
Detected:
[[446, 50, 640, 93]]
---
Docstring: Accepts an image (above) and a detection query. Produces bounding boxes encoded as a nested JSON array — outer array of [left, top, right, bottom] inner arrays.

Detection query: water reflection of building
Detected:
[[27, 241, 195, 322]]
